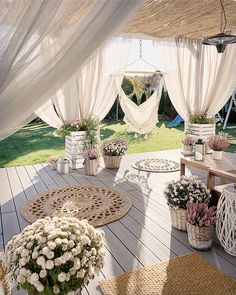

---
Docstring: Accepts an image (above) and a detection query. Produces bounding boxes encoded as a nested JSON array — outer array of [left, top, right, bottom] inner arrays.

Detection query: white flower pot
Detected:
[[187, 222, 214, 250], [84, 159, 98, 176], [182, 144, 193, 156], [212, 150, 223, 160], [103, 155, 122, 169], [169, 207, 187, 231]]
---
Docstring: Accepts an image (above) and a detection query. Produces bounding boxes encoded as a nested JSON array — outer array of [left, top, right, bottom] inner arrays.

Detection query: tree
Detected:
[[140, 92, 146, 105], [121, 77, 134, 95]]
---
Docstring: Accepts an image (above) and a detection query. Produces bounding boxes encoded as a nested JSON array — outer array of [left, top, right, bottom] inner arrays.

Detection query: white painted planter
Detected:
[[185, 122, 215, 153], [187, 222, 214, 250], [84, 159, 98, 176], [182, 144, 194, 156], [65, 131, 86, 169], [65, 130, 100, 169], [212, 150, 223, 160]]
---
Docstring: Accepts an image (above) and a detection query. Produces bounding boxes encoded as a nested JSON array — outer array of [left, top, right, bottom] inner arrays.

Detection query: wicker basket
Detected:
[[103, 155, 122, 169], [84, 159, 98, 176], [169, 208, 187, 231], [187, 222, 214, 250]]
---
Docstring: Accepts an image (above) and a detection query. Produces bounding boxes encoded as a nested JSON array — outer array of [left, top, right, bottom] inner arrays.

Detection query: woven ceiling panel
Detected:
[[124, 0, 236, 39]]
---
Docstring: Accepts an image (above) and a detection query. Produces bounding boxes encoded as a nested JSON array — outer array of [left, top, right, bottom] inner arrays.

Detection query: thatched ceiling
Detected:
[[125, 0, 236, 39]]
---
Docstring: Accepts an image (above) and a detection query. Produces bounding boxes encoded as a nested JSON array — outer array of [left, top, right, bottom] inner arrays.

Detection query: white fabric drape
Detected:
[[36, 38, 130, 127], [118, 78, 164, 134], [154, 38, 236, 120], [0, 0, 143, 139]]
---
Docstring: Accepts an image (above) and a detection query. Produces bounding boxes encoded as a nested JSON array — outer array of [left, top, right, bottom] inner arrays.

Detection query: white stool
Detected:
[[216, 184, 236, 256]]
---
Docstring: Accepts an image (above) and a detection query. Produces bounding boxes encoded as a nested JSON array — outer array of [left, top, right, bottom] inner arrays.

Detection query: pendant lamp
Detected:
[[202, 0, 236, 53]]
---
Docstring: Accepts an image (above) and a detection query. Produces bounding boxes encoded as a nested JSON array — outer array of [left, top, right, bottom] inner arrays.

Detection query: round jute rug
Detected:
[[21, 185, 132, 227], [132, 159, 179, 173]]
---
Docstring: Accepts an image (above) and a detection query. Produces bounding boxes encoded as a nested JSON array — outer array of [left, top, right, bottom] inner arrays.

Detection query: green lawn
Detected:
[[0, 120, 235, 167]]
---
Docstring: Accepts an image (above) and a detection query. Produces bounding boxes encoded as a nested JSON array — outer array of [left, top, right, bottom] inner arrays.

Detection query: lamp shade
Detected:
[[202, 32, 236, 53]]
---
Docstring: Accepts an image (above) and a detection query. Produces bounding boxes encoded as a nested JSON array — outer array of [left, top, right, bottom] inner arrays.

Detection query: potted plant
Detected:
[[185, 113, 215, 151], [48, 156, 60, 170], [164, 176, 211, 231], [82, 146, 99, 176], [186, 201, 217, 250], [208, 132, 230, 160], [5, 217, 105, 295], [56, 117, 100, 169], [102, 139, 128, 169], [182, 135, 195, 156]]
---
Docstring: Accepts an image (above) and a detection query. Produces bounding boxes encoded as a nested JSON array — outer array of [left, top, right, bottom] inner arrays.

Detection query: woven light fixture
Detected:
[[202, 0, 236, 53]]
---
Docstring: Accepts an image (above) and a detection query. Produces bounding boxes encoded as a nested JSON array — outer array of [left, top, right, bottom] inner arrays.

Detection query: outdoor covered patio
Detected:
[[1, 150, 236, 294], [1, 0, 236, 294]]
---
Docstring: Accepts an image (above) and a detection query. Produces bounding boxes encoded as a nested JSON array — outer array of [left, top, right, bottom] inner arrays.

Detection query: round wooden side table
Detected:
[[216, 184, 236, 256]]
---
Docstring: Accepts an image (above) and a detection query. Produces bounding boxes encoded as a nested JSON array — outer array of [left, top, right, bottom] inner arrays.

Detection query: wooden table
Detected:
[[180, 152, 236, 188]]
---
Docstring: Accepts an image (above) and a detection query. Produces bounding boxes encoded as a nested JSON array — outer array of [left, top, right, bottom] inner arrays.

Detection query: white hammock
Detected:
[[117, 78, 164, 135]]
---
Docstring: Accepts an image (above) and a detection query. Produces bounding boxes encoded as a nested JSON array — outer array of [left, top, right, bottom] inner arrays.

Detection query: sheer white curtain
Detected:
[[117, 78, 164, 134], [36, 37, 130, 127], [154, 38, 236, 120], [0, 0, 143, 139]]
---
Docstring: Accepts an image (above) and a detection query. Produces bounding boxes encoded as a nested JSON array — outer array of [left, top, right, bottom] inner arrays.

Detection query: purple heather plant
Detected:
[[208, 132, 230, 151], [82, 147, 99, 160], [102, 139, 128, 156], [182, 135, 195, 146], [187, 201, 217, 227]]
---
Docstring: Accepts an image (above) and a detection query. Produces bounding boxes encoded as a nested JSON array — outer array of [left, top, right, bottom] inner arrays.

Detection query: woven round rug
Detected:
[[132, 159, 179, 173], [21, 185, 132, 227]]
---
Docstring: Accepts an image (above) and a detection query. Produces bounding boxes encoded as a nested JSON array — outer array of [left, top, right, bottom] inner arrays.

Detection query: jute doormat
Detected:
[[132, 159, 179, 173], [99, 253, 236, 295], [21, 185, 132, 227]]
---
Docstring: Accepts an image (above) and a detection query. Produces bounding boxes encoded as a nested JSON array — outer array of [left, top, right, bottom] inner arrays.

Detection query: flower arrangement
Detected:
[[56, 120, 86, 137], [56, 117, 99, 146], [189, 113, 215, 124], [6, 217, 105, 295], [102, 139, 128, 156], [208, 132, 230, 151], [182, 135, 195, 146], [82, 147, 99, 160], [164, 176, 211, 210], [187, 202, 217, 227]]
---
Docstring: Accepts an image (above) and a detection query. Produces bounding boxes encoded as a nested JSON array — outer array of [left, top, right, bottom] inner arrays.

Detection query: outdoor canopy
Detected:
[[1, 0, 236, 139]]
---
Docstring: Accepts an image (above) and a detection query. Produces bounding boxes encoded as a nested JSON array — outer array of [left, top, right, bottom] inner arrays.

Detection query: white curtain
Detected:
[[154, 38, 236, 120], [118, 78, 164, 134], [0, 0, 143, 139], [36, 38, 130, 127]]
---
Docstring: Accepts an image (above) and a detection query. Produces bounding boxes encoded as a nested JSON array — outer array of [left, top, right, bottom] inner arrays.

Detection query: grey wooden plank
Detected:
[[15, 166, 38, 198], [2, 211, 20, 245], [0, 168, 15, 213], [108, 221, 160, 266], [102, 226, 143, 272], [7, 167, 30, 230], [120, 214, 177, 260]]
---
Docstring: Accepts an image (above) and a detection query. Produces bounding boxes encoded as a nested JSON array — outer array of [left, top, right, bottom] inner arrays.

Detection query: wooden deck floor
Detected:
[[0, 149, 236, 295]]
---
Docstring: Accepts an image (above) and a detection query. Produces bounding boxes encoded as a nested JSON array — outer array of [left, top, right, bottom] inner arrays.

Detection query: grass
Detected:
[[0, 120, 235, 167]]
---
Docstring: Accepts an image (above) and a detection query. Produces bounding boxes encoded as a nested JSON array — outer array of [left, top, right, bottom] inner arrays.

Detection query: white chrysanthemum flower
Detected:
[[47, 241, 56, 250], [46, 251, 54, 260], [45, 260, 54, 270], [39, 269, 47, 278], [58, 272, 67, 282], [36, 256, 45, 267], [29, 273, 39, 284], [53, 285, 60, 294], [36, 283, 44, 292]]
